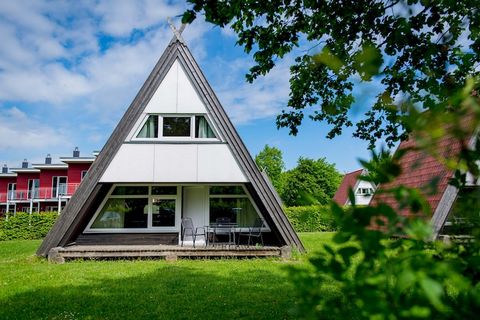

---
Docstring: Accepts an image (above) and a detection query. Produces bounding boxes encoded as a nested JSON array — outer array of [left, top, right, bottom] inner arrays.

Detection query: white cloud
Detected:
[[212, 56, 293, 124], [0, 107, 66, 150], [94, 0, 183, 37]]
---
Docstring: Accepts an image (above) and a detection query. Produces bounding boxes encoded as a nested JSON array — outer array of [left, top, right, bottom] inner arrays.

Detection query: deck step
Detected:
[[48, 245, 291, 263]]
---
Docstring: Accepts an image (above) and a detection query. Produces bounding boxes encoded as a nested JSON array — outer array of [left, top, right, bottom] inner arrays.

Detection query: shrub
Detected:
[[0, 212, 58, 241], [284, 205, 337, 232]]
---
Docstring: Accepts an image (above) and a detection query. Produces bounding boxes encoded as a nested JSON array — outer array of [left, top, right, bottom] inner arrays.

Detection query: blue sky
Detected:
[[0, 0, 381, 173]]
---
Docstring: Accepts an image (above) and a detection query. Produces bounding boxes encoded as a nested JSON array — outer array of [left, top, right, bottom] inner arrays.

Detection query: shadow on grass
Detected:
[[0, 262, 295, 320]]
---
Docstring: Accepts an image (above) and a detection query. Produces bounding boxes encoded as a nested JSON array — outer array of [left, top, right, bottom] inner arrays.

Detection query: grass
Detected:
[[0, 232, 334, 320]]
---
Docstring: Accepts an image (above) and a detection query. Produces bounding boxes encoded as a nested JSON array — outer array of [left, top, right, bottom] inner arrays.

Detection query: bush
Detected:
[[0, 212, 58, 241], [284, 205, 337, 232]]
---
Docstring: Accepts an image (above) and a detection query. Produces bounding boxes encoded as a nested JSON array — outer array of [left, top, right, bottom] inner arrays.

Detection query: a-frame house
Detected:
[[38, 28, 304, 260]]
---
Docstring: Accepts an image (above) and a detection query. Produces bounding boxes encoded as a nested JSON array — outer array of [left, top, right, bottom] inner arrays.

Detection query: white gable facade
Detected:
[[101, 59, 247, 184]]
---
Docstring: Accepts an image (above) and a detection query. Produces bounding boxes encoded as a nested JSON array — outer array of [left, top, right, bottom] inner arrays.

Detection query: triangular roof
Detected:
[[370, 116, 476, 238], [37, 36, 304, 256], [333, 169, 364, 205]]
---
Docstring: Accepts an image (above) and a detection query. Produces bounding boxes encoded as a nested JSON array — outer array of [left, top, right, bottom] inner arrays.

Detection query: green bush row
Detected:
[[0, 206, 332, 241], [284, 205, 337, 232], [0, 212, 58, 241]]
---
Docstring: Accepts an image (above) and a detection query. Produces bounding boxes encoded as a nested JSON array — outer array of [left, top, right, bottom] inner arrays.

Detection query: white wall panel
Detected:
[[102, 143, 248, 183], [197, 144, 248, 182], [143, 60, 178, 114], [142, 60, 207, 115], [100, 144, 154, 182], [153, 144, 198, 182], [177, 63, 208, 113]]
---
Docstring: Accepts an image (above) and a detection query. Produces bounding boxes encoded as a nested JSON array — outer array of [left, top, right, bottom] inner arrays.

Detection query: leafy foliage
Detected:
[[284, 205, 337, 232], [0, 212, 58, 241], [281, 157, 342, 206], [291, 201, 480, 319], [255, 144, 285, 191], [184, 2, 480, 318], [183, 0, 480, 148], [289, 93, 480, 319]]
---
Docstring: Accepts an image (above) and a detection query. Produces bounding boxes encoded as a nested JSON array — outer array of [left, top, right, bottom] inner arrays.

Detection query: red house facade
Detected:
[[0, 149, 95, 215]]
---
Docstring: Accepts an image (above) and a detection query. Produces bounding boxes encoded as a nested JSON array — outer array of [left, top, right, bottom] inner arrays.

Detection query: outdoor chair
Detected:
[[238, 218, 265, 247], [181, 217, 206, 248]]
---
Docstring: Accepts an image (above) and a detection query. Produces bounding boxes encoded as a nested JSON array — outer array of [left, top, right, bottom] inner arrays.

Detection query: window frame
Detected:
[[7, 183, 16, 200], [207, 184, 270, 232], [132, 114, 220, 142], [85, 184, 181, 233], [52, 176, 68, 198], [27, 179, 39, 199]]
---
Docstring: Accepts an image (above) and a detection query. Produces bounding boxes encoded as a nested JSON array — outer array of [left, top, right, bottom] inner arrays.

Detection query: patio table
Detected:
[[207, 222, 238, 246]]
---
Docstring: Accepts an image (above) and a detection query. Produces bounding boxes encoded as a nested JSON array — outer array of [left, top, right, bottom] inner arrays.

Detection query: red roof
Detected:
[[333, 169, 363, 205], [371, 117, 473, 219]]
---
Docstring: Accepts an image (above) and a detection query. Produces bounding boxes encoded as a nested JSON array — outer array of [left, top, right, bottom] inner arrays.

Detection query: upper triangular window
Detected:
[[137, 115, 158, 138], [195, 116, 216, 138]]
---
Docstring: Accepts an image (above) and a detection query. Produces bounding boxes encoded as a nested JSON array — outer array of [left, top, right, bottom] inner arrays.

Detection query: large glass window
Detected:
[[91, 198, 149, 229], [210, 186, 245, 195], [152, 186, 177, 195], [163, 117, 191, 137], [209, 186, 261, 227], [137, 115, 158, 138], [152, 199, 176, 227], [112, 186, 149, 196], [88, 185, 179, 231]]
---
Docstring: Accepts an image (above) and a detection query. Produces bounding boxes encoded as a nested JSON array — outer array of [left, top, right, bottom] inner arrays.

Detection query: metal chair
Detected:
[[181, 217, 206, 248], [238, 218, 265, 246]]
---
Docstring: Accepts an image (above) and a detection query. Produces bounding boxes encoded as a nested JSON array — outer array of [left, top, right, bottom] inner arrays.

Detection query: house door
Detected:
[[182, 186, 208, 244]]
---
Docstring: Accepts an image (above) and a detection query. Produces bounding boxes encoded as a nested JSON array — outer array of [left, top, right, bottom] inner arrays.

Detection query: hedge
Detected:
[[0, 206, 334, 241], [0, 212, 58, 241], [284, 205, 337, 232]]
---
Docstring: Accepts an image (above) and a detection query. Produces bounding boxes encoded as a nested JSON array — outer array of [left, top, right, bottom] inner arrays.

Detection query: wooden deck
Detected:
[[48, 244, 291, 263]]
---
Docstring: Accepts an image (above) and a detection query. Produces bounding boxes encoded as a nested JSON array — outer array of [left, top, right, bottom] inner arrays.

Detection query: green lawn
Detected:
[[0, 232, 333, 320]]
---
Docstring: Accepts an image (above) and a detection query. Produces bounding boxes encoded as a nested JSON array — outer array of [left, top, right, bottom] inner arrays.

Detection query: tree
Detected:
[[281, 157, 342, 206], [255, 144, 285, 192], [183, 1, 479, 148], [182, 2, 480, 318]]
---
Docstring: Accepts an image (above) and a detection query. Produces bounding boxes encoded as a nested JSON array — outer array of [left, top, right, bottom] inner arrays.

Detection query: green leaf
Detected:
[[397, 270, 416, 292], [419, 277, 445, 311], [353, 43, 384, 80], [338, 246, 359, 265], [313, 47, 343, 74]]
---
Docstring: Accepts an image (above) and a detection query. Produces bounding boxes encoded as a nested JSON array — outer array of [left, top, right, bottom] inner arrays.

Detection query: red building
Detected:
[[0, 149, 95, 215]]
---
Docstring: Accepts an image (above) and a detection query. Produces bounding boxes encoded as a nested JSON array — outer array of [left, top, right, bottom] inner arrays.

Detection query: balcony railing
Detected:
[[0, 183, 81, 202]]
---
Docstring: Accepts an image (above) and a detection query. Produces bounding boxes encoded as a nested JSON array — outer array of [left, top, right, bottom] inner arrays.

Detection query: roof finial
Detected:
[[167, 17, 186, 44]]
